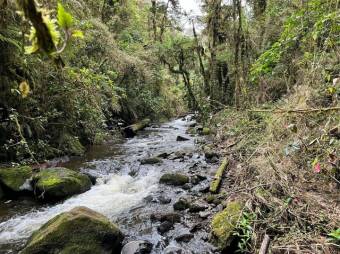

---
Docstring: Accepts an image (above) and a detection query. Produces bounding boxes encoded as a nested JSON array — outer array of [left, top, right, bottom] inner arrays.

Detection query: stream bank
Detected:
[[0, 116, 222, 254]]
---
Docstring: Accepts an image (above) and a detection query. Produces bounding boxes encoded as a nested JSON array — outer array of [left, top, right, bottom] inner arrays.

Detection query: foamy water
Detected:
[[0, 170, 159, 244]]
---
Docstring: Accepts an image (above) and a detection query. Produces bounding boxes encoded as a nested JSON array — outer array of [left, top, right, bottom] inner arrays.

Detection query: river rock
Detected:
[[140, 157, 162, 165], [121, 240, 153, 254], [211, 201, 243, 249], [163, 246, 191, 254], [175, 232, 194, 243], [160, 173, 189, 186], [157, 221, 174, 234], [181, 183, 192, 190], [188, 202, 208, 213], [32, 167, 92, 200], [176, 136, 190, 141], [157, 152, 171, 159], [151, 213, 181, 223], [21, 206, 124, 254], [158, 195, 171, 204], [0, 166, 32, 192], [190, 175, 206, 185], [173, 197, 191, 211]]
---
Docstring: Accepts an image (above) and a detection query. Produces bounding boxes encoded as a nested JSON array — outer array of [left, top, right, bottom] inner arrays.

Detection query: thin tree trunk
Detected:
[[192, 21, 210, 96]]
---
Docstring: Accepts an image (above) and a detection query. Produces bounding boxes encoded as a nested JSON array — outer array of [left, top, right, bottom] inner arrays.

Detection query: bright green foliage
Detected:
[[328, 229, 340, 242], [57, 2, 73, 29]]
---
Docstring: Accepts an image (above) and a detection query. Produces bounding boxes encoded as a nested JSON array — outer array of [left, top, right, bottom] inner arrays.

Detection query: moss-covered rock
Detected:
[[0, 166, 32, 192], [33, 168, 92, 200], [211, 201, 243, 249], [159, 173, 189, 186], [202, 127, 211, 135], [140, 157, 162, 165], [21, 206, 124, 254], [173, 197, 191, 211]]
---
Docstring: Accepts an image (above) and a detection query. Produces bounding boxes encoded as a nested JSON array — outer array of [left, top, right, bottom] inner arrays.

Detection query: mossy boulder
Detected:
[[141, 157, 162, 165], [21, 206, 124, 254], [159, 173, 189, 186], [211, 201, 243, 249], [0, 166, 32, 192], [33, 168, 92, 200], [202, 127, 211, 135]]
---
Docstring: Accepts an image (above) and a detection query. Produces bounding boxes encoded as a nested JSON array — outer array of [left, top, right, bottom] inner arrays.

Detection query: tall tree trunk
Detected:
[[192, 21, 210, 96], [151, 0, 157, 41]]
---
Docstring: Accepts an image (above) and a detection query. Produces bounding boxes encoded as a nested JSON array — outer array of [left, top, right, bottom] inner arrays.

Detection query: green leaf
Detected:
[[72, 30, 84, 39], [328, 229, 340, 241], [57, 2, 73, 29]]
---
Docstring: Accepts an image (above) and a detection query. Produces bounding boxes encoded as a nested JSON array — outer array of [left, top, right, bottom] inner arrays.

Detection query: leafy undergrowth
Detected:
[[209, 85, 339, 253]]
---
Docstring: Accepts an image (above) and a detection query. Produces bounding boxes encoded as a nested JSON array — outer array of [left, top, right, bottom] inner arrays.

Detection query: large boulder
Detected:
[[159, 173, 189, 186], [211, 201, 242, 250], [0, 166, 32, 192], [32, 168, 92, 200], [21, 206, 124, 254]]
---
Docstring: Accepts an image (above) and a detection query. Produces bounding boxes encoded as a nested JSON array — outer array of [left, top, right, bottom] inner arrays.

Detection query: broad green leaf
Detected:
[[57, 2, 73, 29], [72, 30, 84, 39]]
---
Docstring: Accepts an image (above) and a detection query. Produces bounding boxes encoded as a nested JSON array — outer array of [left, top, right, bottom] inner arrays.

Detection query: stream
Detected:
[[0, 117, 219, 254]]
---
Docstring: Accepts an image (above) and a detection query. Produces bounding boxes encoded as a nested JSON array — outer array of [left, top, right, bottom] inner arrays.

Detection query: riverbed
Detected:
[[0, 117, 219, 254]]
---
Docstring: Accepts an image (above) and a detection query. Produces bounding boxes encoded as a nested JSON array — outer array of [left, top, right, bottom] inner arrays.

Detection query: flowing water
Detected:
[[0, 117, 218, 254]]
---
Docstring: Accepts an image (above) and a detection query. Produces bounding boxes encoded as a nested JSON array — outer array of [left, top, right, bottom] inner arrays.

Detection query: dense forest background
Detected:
[[0, 0, 339, 252]]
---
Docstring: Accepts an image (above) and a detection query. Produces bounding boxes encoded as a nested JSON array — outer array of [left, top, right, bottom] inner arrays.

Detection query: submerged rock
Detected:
[[32, 167, 92, 200], [211, 201, 243, 250], [176, 136, 190, 141], [160, 173, 189, 186], [0, 166, 32, 192], [157, 221, 174, 234], [121, 240, 153, 254], [175, 232, 194, 243], [21, 206, 124, 254], [158, 195, 171, 204], [163, 246, 191, 254], [140, 157, 162, 165]]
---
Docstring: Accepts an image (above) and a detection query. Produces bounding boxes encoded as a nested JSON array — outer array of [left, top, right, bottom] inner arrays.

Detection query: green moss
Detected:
[[160, 173, 189, 186], [211, 201, 243, 249], [0, 166, 32, 192], [141, 157, 162, 165], [21, 206, 124, 254], [210, 158, 228, 193], [33, 168, 91, 200], [202, 127, 211, 135], [60, 134, 85, 156]]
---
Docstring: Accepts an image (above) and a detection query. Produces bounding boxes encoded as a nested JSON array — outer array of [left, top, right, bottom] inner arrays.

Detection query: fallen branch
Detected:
[[123, 118, 151, 138], [259, 234, 271, 254], [210, 158, 229, 194], [249, 107, 340, 114]]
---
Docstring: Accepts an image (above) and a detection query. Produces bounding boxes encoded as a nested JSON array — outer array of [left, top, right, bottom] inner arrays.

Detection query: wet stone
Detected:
[[158, 196, 171, 204], [173, 197, 191, 211], [188, 202, 208, 213], [121, 240, 153, 254], [163, 246, 191, 254], [176, 136, 190, 141], [175, 232, 194, 243], [157, 221, 174, 234]]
